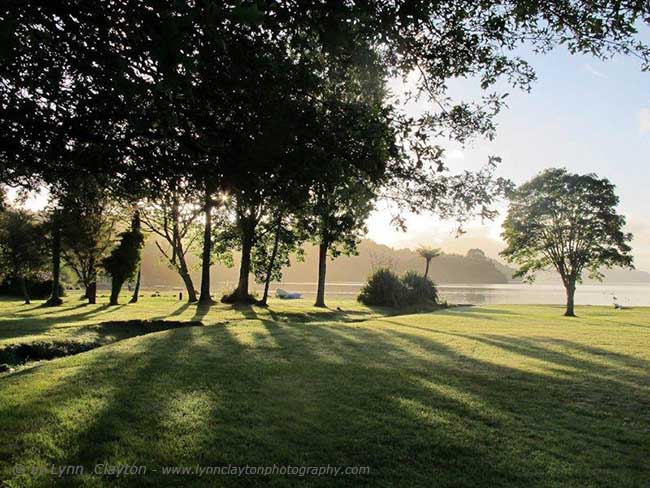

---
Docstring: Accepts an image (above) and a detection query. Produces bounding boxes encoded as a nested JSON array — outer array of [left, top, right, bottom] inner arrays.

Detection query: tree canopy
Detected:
[[501, 168, 634, 316], [1, 1, 648, 305]]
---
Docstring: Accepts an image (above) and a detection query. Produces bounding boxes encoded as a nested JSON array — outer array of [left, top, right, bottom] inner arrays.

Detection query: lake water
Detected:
[[264, 282, 650, 307]]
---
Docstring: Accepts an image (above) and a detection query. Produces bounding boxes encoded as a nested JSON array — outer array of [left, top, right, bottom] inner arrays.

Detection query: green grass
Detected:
[[1, 297, 649, 487]]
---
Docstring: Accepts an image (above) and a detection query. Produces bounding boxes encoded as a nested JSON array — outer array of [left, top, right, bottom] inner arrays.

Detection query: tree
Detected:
[[308, 176, 379, 309], [43, 209, 63, 307], [251, 212, 305, 306], [58, 174, 118, 304], [298, 62, 397, 309], [102, 211, 145, 306], [129, 266, 142, 304], [214, 27, 325, 305], [467, 249, 487, 260], [501, 168, 633, 317], [140, 182, 201, 303], [0, 208, 48, 304], [3, 1, 650, 313], [417, 246, 441, 278]]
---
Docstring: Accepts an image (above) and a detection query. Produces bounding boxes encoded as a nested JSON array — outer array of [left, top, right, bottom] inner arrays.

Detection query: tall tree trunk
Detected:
[[177, 249, 197, 303], [129, 267, 141, 303], [234, 222, 254, 302], [564, 280, 576, 317], [174, 219, 197, 302], [260, 217, 282, 306], [199, 191, 214, 304], [109, 278, 121, 305], [86, 257, 97, 304], [424, 259, 431, 278], [45, 217, 63, 306], [314, 241, 328, 308], [19, 275, 30, 305], [86, 282, 97, 304]]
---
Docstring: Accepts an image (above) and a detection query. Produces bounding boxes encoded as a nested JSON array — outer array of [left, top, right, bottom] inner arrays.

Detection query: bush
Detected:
[[357, 268, 406, 308], [0, 277, 66, 299], [357, 268, 438, 308], [401, 271, 438, 306], [220, 289, 258, 305]]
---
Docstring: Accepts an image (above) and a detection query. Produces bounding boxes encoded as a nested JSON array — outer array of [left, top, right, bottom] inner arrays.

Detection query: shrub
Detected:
[[357, 268, 406, 307], [357, 269, 439, 308], [0, 277, 66, 299], [220, 289, 258, 305], [401, 271, 438, 306]]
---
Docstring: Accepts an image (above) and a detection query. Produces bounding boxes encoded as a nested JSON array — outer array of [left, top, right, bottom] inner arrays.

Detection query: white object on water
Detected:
[[276, 288, 302, 299]]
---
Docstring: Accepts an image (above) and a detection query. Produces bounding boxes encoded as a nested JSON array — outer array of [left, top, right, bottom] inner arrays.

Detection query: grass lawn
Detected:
[[1, 297, 649, 487]]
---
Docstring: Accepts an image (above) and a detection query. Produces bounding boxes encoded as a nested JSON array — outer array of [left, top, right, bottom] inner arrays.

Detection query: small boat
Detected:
[[276, 288, 302, 299]]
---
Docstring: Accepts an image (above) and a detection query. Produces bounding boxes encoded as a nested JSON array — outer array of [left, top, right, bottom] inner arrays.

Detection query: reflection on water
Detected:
[[262, 282, 650, 306]]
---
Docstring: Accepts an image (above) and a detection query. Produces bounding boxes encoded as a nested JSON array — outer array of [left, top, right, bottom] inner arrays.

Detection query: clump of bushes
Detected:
[[401, 271, 438, 305], [0, 277, 66, 299], [357, 268, 406, 307], [358, 268, 438, 308], [220, 289, 258, 305]]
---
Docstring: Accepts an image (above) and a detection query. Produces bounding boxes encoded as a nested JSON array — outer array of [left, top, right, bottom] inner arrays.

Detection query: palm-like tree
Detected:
[[417, 246, 441, 279]]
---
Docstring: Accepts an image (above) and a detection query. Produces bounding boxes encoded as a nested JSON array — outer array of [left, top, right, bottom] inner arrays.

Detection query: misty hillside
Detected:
[[139, 238, 650, 289], [140, 239, 511, 287]]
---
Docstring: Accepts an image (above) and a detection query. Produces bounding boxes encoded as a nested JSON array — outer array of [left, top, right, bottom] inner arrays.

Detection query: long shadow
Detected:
[[191, 302, 216, 322], [149, 302, 192, 321], [0, 304, 118, 341], [36, 302, 89, 315], [2, 315, 650, 486], [383, 318, 650, 388], [435, 306, 521, 320]]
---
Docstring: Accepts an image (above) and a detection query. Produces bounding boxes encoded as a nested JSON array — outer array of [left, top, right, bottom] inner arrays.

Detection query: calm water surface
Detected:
[[264, 282, 650, 307]]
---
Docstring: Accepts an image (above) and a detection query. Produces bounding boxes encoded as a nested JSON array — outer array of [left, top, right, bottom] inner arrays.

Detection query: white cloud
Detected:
[[584, 63, 605, 78], [639, 108, 650, 134]]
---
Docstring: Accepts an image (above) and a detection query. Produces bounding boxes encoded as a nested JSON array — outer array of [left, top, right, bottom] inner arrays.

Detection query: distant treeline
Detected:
[[138, 240, 513, 287]]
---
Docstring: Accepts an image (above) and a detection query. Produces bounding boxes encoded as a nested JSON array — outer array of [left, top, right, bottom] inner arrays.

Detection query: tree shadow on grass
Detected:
[[192, 303, 216, 322], [435, 306, 521, 320], [0, 304, 119, 341], [242, 303, 393, 325], [2, 319, 649, 487], [150, 302, 192, 321]]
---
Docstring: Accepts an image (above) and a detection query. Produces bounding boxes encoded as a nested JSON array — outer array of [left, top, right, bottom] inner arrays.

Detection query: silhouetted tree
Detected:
[[129, 266, 141, 304], [0, 208, 48, 304], [141, 182, 201, 303], [43, 209, 63, 307], [3, 2, 650, 314], [102, 211, 144, 306], [310, 181, 377, 309], [417, 246, 441, 278], [501, 168, 633, 317], [58, 174, 118, 304], [252, 212, 305, 306]]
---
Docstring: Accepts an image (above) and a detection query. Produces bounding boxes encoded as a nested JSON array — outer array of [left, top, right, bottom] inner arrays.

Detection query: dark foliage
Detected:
[[358, 268, 407, 308], [220, 289, 258, 305], [401, 271, 439, 306], [0, 277, 65, 299], [101, 212, 144, 305], [358, 268, 439, 308]]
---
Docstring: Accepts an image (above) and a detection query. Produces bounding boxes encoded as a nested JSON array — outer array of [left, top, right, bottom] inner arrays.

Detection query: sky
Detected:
[[367, 43, 650, 271]]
